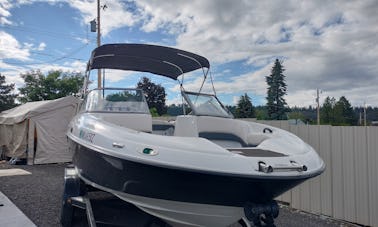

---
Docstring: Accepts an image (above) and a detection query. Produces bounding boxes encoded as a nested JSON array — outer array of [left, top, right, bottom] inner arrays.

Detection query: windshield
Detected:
[[183, 91, 233, 118], [83, 88, 150, 114]]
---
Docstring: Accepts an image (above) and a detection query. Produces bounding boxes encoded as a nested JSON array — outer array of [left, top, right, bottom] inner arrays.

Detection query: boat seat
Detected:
[[174, 115, 199, 137], [197, 116, 268, 147], [196, 116, 250, 146], [198, 132, 248, 147], [152, 119, 175, 136], [174, 115, 269, 147]]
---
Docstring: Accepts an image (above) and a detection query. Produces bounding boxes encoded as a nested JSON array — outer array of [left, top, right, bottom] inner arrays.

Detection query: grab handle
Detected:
[[258, 161, 307, 173], [263, 128, 273, 133]]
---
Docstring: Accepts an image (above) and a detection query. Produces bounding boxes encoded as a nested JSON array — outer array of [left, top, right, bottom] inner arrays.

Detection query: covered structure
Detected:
[[0, 96, 80, 164]]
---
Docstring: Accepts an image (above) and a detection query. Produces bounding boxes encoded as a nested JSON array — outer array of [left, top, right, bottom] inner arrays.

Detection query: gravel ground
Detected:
[[0, 162, 354, 227]]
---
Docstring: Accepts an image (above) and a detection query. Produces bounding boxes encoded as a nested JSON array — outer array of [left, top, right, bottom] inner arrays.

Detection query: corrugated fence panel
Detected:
[[331, 126, 344, 220], [308, 126, 321, 214], [353, 127, 369, 225], [368, 127, 378, 226], [319, 125, 333, 217], [297, 125, 311, 212], [341, 127, 356, 223]]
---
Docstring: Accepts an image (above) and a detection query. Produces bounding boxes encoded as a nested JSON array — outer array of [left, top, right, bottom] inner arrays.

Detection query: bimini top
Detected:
[[87, 43, 210, 80]]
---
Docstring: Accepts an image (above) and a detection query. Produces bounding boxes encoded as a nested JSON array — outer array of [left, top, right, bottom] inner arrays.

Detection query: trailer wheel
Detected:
[[60, 168, 83, 227]]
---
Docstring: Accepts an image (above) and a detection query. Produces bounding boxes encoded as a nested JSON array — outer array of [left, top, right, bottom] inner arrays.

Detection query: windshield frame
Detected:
[[182, 91, 233, 118]]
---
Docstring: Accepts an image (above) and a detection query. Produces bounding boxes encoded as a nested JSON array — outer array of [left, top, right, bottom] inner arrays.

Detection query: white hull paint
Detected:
[[79, 171, 245, 227], [114, 192, 245, 227]]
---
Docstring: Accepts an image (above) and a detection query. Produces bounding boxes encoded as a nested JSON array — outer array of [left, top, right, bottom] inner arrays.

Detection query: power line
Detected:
[[29, 51, 85, 62]]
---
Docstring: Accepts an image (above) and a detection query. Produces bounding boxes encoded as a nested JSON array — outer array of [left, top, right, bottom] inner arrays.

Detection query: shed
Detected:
[[0, 96, 80, 164]]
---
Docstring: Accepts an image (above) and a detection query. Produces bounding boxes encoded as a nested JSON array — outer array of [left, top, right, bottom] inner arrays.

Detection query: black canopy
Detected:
[[88, 44, 210, 80]]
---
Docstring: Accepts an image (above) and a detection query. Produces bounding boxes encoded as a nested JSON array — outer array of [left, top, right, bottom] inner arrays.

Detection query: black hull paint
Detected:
[[72, 142, 307, 207]]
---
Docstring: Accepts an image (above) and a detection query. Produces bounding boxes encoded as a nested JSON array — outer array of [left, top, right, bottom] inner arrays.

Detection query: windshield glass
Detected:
[[183, 92, 232, 118], [83, 88, 150, 114]]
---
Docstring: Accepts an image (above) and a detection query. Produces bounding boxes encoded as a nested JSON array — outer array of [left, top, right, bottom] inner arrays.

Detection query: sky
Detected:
[[0, 0, 377, 107]]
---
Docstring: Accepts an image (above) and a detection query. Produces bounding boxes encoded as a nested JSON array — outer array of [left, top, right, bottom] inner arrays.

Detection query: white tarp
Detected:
[[0, 96, 80, 164]]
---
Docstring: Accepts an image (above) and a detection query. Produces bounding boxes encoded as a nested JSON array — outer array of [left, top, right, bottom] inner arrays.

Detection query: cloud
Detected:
[[22, 41, 47, 51], [0, 31, 30, 60], [166, 95, 182, 106], [170, 66, 268, 98], [100, 69, 137, 83], [0, 0, 12, 25], [67, 0, 139, 36], [133, 0, 378, 107], [2, 0, 378, 107], [75, 36, 90, 44], [37, 42, 46, 51], [0, 70, 24, 87], [232, 96, 239, 105]]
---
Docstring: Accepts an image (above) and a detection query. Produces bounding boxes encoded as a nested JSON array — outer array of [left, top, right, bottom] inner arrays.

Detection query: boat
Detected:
[[66, 43, 325, 227]]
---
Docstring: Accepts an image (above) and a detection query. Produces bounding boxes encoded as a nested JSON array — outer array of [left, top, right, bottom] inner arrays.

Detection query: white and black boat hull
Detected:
[[71, 141, 320, 226]]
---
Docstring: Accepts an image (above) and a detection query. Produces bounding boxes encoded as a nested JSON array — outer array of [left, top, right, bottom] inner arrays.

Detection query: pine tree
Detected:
[[266, 59, 287, 120], [0, 74, 17, 112], [235, 93, 255, 118], [320, 96, 356, 125], [320, 96, 336, 124], [333, 96, 356, 125]]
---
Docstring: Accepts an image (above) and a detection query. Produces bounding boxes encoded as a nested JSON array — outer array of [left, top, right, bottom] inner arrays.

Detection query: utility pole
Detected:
[[364, 102, 367, 126], [316, 88, 320, 125], [97, 0, 101, 88]]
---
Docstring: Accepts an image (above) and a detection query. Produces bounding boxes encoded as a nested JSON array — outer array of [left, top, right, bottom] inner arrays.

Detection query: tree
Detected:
[[320, 96, 356, 126], [0, 74, 17, 112], [266, 59, 287, 120], [105, 90, 137, 101], [149, 107, 159, 117], [18, 70, 84, 103], [235, 93, 255, 118], [255, 106, 268, 120], [137, 77, 167, 116], [225, 105, 236, 116], [320, 96, 336, 124], [287, 111, 305, 123], [333, 96, 356, 125], [167, 104, 183, 116]]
